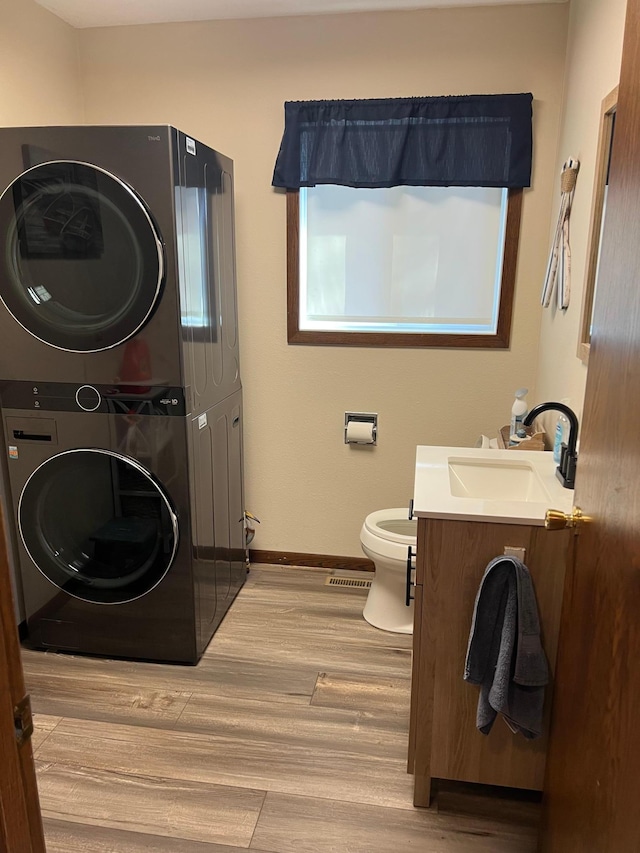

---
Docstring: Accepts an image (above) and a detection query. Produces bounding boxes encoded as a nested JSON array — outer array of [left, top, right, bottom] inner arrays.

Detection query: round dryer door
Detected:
[[18, 449, 178, 604], [0, 161, 164, 352]]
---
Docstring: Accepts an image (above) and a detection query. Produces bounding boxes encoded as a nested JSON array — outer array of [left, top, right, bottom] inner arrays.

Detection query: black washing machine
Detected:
[[0, 125, 240, 416], [0, 125, 246, 662], [2, 383, 245, 664]]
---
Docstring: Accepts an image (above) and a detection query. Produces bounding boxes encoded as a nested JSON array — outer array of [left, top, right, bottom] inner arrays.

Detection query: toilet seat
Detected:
[[363, 508, 416, 542], [361, 508, 417, 561]]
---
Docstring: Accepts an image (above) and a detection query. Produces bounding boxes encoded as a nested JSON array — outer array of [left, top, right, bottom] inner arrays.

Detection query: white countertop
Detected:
[[413, 445, 574, 526]]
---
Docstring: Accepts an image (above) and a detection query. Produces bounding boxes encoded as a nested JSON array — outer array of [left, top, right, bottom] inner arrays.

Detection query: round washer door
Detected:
[[0, 161, 164, 352], [18, 449, 178, 605]]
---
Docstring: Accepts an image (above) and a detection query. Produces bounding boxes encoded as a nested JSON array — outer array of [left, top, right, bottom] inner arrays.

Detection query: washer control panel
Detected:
[[0, 382, 187, 416]]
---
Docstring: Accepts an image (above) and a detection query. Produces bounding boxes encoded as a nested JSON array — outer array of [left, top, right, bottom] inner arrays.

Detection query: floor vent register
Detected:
[[325, 576, 372, 589]]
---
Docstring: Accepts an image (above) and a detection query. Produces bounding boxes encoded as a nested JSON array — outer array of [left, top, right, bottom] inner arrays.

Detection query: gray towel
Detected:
[[463, 556, 548, 740]]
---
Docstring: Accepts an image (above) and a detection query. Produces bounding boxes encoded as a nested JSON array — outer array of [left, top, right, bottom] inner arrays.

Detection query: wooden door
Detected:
[[0, 507, 45, 853], [540, 0, 640, 849]]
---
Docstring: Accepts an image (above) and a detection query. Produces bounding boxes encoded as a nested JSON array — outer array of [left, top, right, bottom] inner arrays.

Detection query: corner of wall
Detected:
[[74, 23, 87, 123], [533, 0, 627, 422]]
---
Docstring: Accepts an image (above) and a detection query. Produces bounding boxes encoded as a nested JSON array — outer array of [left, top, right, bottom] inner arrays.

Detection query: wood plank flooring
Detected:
[[22, 564, 539, 851]]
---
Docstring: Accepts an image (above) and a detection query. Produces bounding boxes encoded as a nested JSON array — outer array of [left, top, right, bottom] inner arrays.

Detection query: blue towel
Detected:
[[464, 556, 548, 740]]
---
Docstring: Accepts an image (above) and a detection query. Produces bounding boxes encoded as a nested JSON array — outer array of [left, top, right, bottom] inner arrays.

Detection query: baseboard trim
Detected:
[[249, 549, 374, 572]]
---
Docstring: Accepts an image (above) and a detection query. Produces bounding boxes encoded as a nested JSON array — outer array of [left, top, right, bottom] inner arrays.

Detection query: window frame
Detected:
[[286, 187, 523, 348]]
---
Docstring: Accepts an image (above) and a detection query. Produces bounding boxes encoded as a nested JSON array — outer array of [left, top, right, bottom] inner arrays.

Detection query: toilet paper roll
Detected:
[[346, 421, 375, 444]]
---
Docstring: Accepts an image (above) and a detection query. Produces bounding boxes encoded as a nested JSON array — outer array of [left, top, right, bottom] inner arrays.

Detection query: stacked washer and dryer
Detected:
[[0, 125, 245, 664]]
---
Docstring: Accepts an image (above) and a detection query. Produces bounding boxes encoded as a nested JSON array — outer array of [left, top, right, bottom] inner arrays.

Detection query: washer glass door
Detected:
[[0, 161, 164, 352], [19, 449, 178, 604]]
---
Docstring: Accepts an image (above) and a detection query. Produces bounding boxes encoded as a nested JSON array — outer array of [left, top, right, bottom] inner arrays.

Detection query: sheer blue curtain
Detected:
[[272, 94, 533, 190]]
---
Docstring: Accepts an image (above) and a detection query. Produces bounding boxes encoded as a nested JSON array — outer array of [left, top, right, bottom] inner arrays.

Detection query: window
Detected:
[[287, 184, 522, 347], [274, 94, 532, 348]]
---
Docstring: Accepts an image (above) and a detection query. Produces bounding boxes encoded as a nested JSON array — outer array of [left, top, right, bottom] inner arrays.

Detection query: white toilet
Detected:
[[360, 508, 417, 634]]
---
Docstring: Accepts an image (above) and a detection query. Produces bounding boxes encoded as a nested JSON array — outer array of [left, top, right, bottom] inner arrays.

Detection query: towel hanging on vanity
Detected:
[[464, 556, 548, 740]]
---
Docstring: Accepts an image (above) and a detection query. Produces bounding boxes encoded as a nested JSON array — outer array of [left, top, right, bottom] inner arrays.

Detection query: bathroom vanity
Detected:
[[408, 447, 574, 807]]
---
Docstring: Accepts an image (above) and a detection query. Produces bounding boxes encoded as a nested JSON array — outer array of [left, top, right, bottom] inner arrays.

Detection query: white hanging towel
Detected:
[[541, 157, 580, 309]]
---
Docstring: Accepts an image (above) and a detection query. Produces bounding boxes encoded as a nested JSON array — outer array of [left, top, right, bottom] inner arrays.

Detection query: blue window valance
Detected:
[[272, 94, 533, 190]]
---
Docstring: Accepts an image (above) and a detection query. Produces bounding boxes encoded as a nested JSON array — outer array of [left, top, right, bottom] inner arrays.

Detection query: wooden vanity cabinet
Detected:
[[407, 517, 573, 807]]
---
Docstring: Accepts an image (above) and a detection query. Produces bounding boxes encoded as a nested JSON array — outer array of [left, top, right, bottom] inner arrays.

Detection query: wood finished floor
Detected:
[[22, 564, 539, 852]]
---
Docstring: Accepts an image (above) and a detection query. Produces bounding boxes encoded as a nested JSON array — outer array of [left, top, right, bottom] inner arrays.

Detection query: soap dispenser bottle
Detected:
[[553, 413, 570, 464], [510, 388, 529, 436]]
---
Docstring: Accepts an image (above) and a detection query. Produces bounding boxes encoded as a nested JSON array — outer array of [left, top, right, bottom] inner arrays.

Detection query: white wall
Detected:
[[0, 0, 83, 619], [77, 4, 568, 556], [0, 0, 82, 126], [534, 0, 627, 429]]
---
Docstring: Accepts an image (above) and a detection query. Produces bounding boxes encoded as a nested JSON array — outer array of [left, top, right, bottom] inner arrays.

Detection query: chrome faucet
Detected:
[[523, 402, 578, 489]]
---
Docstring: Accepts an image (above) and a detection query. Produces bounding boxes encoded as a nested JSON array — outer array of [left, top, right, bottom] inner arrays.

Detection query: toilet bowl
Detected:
[[360, 508, 417, 634]]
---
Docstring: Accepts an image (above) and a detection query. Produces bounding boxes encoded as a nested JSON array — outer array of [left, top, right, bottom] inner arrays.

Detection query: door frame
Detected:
[[0, 504, 45, 851]]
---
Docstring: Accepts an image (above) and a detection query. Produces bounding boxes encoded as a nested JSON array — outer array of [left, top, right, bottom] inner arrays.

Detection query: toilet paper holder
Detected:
[[344, 412, 378, 445]]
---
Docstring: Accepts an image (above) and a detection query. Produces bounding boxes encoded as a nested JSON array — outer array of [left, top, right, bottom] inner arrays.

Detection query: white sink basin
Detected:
[[448, 457, 552, 503], [413, 446, 573, 525]]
